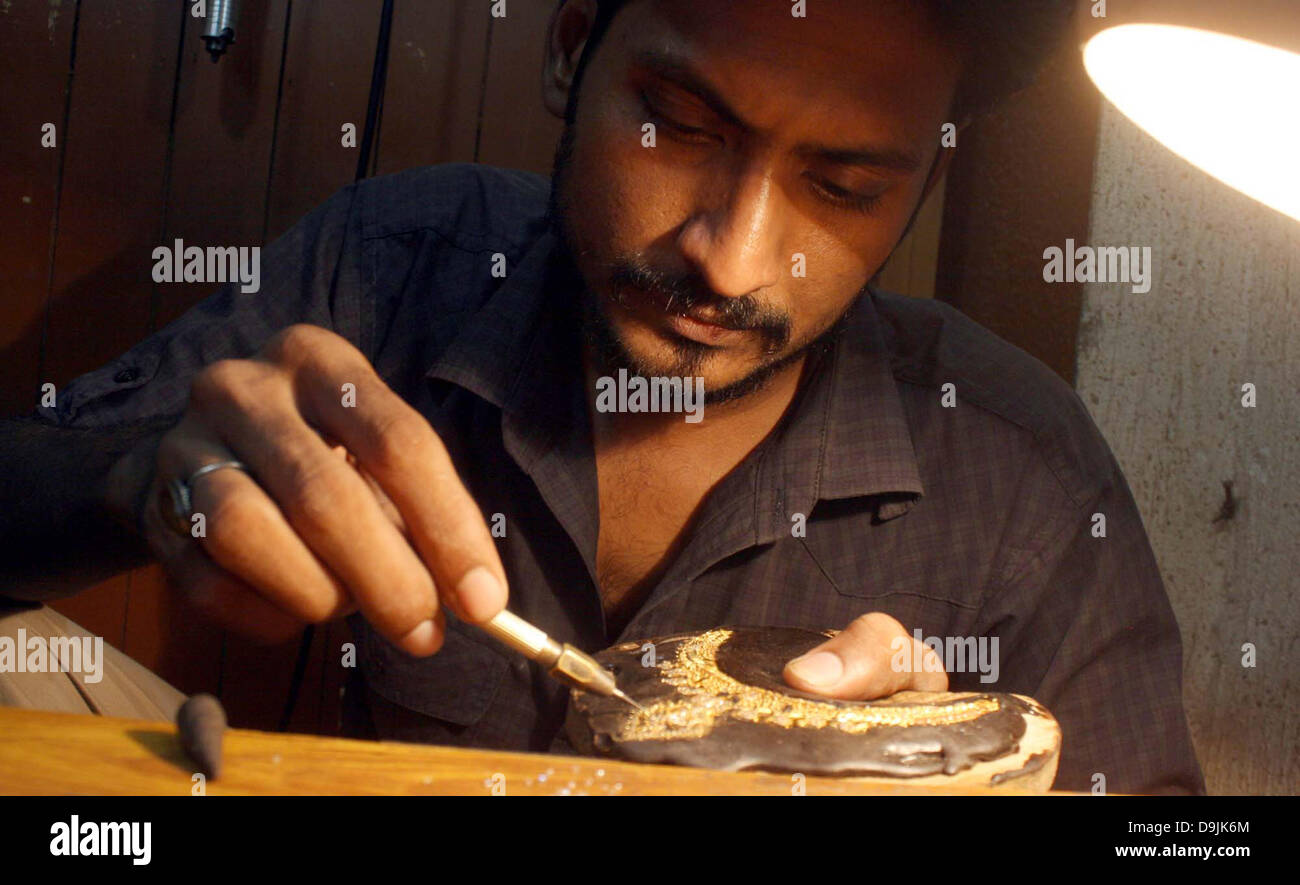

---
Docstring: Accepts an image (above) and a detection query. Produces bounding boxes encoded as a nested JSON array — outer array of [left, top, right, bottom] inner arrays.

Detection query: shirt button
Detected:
[[113, 366, 140, 384]]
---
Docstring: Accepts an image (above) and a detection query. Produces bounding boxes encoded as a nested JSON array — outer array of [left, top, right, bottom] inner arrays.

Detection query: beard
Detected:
[[546, 119, 855, 407]]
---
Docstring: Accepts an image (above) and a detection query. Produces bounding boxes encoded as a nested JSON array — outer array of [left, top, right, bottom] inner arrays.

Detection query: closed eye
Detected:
[[640, 90, 719, 144], [805, 175, 885, 214]]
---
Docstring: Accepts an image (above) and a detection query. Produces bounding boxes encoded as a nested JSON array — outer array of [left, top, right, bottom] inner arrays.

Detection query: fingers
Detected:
[[782, 612, 949, 700], [162, 542, 307, 646], [175, 435, 357, 625], [329, 444, 408, 537], [150, 420, 360, 633], [160, 324, 508, 656], [267, 326, 508, 625], [187, 356, 442, 655]]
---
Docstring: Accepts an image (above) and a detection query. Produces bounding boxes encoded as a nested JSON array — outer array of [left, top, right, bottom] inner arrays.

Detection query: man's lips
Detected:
[[616, 289, 749, 345], [664, 312, 746, 345]]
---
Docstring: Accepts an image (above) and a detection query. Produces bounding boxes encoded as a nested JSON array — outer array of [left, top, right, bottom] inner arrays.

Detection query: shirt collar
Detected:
[[425, 229, 925, 519], [745, 290, 925, 540], [821, 291, 927, 505]]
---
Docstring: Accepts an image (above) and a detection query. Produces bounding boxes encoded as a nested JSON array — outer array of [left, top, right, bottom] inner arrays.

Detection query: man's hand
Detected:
[[115, 324, 508, 657], [782, 612, 948, 699]]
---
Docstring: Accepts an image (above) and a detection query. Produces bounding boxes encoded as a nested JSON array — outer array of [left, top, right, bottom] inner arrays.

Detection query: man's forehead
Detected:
[[610, 0, 961, 152], [630, 47, 926, 174]]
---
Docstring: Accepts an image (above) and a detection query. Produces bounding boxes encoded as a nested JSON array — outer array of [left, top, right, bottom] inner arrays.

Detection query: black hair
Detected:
[[562, 0, 1077, 124]]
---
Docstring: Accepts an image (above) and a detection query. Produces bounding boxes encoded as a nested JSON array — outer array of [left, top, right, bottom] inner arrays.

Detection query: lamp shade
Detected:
[[1079, 0, 1300, 221]]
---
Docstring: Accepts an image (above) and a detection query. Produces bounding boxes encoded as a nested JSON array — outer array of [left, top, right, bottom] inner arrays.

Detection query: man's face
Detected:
[[551, 0, 961, 403]]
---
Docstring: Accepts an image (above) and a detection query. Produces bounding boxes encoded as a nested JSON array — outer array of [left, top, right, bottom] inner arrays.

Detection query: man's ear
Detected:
[[542, 0, 599, 119]]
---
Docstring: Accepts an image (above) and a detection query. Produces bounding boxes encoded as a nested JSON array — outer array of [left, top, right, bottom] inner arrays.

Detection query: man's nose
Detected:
[[676, 163, 785, 299]]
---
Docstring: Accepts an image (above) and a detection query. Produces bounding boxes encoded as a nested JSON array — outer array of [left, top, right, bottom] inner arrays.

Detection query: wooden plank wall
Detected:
[[0, 0, 561, 735], [0, 0, 980, 735]]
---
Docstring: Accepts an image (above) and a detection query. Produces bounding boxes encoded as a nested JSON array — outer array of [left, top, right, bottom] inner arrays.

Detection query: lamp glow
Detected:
[[1083, 23, 1300, 222]]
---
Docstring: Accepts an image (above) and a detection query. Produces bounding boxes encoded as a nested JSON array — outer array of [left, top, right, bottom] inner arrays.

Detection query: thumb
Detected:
[[782, 613, 949, 699]]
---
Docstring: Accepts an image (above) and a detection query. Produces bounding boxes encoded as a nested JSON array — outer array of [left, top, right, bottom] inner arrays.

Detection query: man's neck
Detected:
[[584, 350, 811, 454]]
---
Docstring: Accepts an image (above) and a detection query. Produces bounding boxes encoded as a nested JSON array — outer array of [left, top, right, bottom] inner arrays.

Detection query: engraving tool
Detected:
[[479, 609, 645, 712]]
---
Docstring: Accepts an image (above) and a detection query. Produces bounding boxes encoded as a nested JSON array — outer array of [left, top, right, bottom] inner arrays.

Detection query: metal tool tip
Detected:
[[614, 689, 646, 713]]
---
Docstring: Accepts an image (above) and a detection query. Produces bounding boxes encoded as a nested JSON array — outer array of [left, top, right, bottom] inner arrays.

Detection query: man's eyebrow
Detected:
[[802, 143, 922, 174], [633, 49, 750, 128], [631, 48, 923, 175]]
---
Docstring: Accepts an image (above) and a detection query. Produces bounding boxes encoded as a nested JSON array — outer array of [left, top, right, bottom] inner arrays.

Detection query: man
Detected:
[[0, 0, 1204, 793]]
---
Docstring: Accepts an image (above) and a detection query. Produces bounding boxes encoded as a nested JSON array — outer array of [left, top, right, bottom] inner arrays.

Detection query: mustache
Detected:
[[608, 257, 792, 348]]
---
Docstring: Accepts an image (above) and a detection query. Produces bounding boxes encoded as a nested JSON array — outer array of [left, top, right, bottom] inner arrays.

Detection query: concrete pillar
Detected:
[[1075, 103, 1300, 794]]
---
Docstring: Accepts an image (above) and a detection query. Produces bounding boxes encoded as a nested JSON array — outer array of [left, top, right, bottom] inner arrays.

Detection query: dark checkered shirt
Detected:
[[37, 164, 1205, 794]]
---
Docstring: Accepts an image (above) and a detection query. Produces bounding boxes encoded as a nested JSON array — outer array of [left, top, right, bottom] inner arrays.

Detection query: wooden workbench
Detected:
[[0, 706, 1047, 795]]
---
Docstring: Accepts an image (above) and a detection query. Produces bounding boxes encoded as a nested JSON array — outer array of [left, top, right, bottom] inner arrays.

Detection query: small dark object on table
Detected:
[[177, 693, 227, 780]]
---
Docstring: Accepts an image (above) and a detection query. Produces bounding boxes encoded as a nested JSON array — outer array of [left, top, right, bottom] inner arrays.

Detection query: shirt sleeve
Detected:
[[35, 183, 364, 430], [978, 452, 1206, 795]]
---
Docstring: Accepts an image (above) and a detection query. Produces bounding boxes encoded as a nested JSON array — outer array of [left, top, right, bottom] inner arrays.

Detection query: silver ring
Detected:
[[162, 460, 248, 537], [187, 460, 247, 486]]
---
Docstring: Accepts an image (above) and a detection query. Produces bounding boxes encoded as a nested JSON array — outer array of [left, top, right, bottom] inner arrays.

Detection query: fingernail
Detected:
[[787, 650, 843, 686], [399, 619, 440, 655], [456, 566, 506, 622]]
